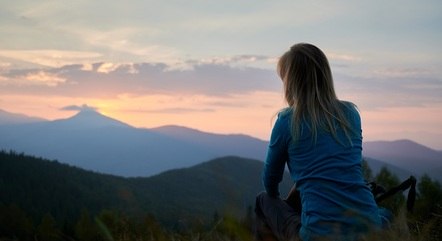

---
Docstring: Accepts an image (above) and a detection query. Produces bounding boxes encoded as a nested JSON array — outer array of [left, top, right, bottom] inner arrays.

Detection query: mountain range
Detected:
[[0, 109, 46, 124], [0, 109, 267, 177], [0, 109, 440, 181]]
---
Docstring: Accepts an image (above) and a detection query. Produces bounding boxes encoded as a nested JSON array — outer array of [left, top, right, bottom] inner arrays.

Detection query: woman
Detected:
[[255, 43, 382, 241]]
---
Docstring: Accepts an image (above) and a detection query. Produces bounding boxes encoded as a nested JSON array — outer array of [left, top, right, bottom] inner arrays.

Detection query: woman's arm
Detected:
[[262, 114, 290, 198]]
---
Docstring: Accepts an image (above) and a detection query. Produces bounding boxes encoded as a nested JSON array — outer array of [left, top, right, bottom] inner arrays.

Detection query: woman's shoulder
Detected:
[[339, 101, 359, 115], [339, 100, 357, 109], [339, 101, 361, 129], [278, 107, 293, 118], [273, 107, 292, 132]]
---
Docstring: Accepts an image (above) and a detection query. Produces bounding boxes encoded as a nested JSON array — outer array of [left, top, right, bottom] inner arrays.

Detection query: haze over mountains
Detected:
[[0, 108, 440, 181], [0, 109, 267, 177], [0, 109, 46, 124], [363, 140, 442, 181]]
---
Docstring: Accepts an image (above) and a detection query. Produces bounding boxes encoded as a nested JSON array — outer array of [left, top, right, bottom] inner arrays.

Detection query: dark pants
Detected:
[[255, 192, 301, 241]]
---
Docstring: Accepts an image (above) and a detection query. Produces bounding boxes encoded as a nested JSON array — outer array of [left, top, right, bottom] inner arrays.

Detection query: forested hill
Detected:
[[0, 151, 129, 223], [2, 151, 441, 240], [0, 151, 293, 227], [129, 155, 292, 225]]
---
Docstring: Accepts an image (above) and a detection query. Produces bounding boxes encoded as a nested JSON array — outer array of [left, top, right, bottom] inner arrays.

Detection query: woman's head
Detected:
[[277, 43, 354, 144], [277, 43, 337, 108]]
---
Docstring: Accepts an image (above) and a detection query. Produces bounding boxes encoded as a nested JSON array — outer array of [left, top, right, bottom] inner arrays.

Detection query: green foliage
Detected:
[[375, 167, 400, 189], [75, 209, 101, 241], [1, 150, 441, 240], [0, 150, 127, 225], [362, 158, 373, 181], [409, 175, 442, 241], [414, 174, 442, 220], [0, 151, 293, 229], [373, 168, 442, 241], [0, 151, 289, 240], [215, 214, 253, 241], [139, 214, 168, 241], [36, 213, 61, 241], [129, 156, 293, 226], [0, 203, 34, 241]]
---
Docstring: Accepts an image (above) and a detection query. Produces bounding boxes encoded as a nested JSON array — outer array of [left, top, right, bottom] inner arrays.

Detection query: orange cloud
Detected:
[[24, 71, 66, 86]]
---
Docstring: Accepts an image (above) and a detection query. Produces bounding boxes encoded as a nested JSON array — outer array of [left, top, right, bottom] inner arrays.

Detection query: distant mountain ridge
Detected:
[[0, 109, 46, 124], [150, 125, 268, 161], [0, 109, 440, 181], [0, 109, 268, 177], [363, 139, 442, 181], [363, 157, 415, 181]]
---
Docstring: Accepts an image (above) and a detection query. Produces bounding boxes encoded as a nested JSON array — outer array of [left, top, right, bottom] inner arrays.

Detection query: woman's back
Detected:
[[273, 103, 382, 240]]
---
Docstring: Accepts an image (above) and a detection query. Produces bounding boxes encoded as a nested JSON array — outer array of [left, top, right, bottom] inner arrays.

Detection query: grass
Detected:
[[92, 211, 440, 241]]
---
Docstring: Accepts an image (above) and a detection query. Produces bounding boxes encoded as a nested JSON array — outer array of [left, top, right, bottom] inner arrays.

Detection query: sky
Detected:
[[0, 0, 441, 149]]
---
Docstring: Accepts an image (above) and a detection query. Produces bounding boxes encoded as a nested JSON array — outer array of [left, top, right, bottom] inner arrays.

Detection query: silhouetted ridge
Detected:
[[363, 139, 442, 180], [0, 151, 293, 227], [131, 156, 293, 225], [0, 109, 46, 125]]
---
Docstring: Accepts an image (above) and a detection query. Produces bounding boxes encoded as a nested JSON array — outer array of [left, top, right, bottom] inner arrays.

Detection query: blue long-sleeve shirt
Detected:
[[263, 103, 382, 241]]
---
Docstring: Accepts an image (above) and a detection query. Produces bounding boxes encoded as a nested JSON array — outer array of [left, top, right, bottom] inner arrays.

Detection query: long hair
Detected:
[[277, 43, 355, 144]]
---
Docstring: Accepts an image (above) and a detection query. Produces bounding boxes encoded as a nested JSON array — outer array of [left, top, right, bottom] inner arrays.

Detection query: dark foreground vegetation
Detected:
[[0, 151, 441, 240]]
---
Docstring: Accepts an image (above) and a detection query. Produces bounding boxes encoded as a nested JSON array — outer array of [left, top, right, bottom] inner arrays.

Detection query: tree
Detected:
[[362, 159, 373, 181], [141, 213, 168, 241], [75, 209, 100, 241], [415, 175, 442, 219], [409, 175, 442, 240], [36, 213, 61, 241], [375, 167, 400, 189], [0, 203, 34, 241]]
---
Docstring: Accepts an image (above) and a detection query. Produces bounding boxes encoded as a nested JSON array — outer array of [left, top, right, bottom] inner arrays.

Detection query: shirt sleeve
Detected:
[[262, 114, 290, 198]]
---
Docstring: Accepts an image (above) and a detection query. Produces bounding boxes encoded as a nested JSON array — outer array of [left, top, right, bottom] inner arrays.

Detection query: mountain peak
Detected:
[[56, 109, 132, 129], [72, 108, 103, 117]]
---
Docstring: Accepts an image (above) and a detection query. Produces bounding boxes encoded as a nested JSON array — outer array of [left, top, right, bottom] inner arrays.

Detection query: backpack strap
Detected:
[[374, 176, 417, 212], [368, 181, 386, 197]]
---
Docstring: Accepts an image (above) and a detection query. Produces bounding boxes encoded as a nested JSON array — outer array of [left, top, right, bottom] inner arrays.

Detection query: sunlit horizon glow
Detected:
[[0, 0, 441, 150]]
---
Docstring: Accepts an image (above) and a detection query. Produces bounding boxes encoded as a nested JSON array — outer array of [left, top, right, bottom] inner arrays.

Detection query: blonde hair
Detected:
[[277, 43, 354, 144]]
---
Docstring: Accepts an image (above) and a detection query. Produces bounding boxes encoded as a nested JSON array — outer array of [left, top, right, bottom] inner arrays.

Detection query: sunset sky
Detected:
[[0, 0, 441, 149]]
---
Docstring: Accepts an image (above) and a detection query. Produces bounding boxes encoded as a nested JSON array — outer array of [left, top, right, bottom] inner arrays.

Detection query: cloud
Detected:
[[372, 67, 434, 78], [0, 62, 11, 70], [188, 54, 273, 66], [334, 71, 442, 110], [142, 107, 215, 114], [0, 61, 281, 97], [0, 70, 66, 87], [2, 58, 441, 112], [96, 63, 121, 74], [327, 52, 362, 62], [60, 104, 97, 112], [24, 71, 66, 87], [71, 28, 181, 64], [0, 50, 102, 68]]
